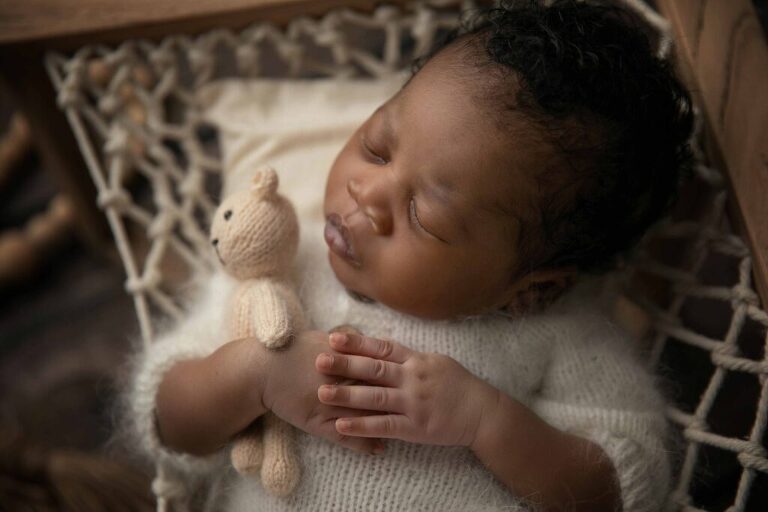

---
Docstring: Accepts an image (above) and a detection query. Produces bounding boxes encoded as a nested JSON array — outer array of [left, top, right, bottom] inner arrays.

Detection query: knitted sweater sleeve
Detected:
[[125, 274, 233, 476], [529, 313, 670, 512]]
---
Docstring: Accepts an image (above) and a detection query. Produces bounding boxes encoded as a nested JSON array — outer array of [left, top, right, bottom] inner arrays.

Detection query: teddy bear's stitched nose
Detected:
[[212, 238, 219, 247]]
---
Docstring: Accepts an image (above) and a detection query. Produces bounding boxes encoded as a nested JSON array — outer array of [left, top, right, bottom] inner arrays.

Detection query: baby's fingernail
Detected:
[[318, 385, 336, 400], [330, 332, 347, 346], [336, 418, 352, 432], [317, 353, 333, 369]]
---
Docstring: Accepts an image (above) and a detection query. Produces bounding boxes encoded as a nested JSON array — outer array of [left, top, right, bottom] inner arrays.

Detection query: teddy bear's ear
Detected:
[[251, 166, 279, 199]]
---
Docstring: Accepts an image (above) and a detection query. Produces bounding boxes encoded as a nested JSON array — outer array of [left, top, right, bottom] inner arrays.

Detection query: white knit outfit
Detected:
[[128, 216, 670, 512]]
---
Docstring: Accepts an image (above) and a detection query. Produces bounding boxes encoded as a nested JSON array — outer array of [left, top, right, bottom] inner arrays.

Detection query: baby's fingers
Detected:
[[318, 419, 385, 455], [328, 332, 411, 363], [315, 353, 403, 387], [335, 414, 414, 440], [318, 384, 407, 413]]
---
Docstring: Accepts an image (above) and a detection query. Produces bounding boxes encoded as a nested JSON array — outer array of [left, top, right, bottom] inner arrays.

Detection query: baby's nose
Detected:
[[347, 179, 361, 203], [211, 238, 219, 247], [366, 207, 392, 236], [347, 178, 393, 236]]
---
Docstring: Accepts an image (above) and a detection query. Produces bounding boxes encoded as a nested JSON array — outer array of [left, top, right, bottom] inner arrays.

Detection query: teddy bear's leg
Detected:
[[231, 420, 264, 475], [260, 412, 301, 497]]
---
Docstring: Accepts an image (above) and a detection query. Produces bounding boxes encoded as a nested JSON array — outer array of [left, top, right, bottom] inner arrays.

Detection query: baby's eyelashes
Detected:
[[409, 198, 449, 245], [360, 135, 389, 165]]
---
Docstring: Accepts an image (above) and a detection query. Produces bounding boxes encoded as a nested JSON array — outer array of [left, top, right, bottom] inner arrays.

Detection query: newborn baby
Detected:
[[130, 1, 693, 511]]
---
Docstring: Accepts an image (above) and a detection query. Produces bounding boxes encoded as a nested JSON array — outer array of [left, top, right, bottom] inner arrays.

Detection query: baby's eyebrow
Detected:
[[379, 106, 397, 148]]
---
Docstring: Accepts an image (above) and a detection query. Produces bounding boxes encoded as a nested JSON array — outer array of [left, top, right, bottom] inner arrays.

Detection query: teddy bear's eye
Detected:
[[224, 210, 232, 221]]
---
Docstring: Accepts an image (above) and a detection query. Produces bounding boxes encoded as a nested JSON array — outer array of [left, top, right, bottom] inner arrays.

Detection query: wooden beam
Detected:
[[657, 0, 768, 307], [0, 0, 405, 50]]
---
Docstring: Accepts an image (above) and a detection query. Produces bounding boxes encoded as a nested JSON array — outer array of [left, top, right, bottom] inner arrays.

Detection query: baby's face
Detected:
[[323, 48, 542, 320]]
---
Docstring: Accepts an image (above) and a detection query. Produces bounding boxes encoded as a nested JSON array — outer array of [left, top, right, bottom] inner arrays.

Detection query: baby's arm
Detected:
[[469, 380, 620, 511], [468, 314, 669, 512], [314, 326, 664, 511], [154, 337, 268, 456], [156, 330, 388, 455], [526, 313, 670, 512], [128, 276, 384, 478], [127, 273, 253, 473]]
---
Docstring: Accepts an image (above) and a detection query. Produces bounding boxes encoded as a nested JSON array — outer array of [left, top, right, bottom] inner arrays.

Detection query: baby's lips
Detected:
[[324, 213, 360, 266]]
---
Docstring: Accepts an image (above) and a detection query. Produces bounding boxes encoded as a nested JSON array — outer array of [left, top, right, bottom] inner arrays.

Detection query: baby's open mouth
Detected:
[[324, 213, 360, 267]]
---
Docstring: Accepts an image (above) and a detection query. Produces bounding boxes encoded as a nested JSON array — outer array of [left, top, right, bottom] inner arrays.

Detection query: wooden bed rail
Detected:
[[657, 0, 768, 307], [0, 0, 407, 50]]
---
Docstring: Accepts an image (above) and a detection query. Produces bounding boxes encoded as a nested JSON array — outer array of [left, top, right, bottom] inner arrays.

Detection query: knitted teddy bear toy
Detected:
[[209, 167, 303, 496]]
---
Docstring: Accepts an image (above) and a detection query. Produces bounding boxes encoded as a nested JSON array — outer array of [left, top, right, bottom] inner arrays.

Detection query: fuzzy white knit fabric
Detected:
[[128, 219, 670, 512], [127, 77, 670, 511]]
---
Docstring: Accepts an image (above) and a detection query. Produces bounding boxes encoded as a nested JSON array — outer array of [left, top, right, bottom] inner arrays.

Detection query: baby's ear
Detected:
[[501, 267, 576, 316]]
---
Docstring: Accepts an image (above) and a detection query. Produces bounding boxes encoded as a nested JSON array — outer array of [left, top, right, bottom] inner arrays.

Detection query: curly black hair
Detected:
[[420, 0, 694, 275]]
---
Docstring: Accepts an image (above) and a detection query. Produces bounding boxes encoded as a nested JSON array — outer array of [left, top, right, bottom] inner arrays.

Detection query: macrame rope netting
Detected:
[[44, 1, 767, 511], [621, 109, 768, 510]]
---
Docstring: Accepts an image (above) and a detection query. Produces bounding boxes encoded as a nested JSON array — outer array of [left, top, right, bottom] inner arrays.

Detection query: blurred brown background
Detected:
[[0, 85, 154, 509]]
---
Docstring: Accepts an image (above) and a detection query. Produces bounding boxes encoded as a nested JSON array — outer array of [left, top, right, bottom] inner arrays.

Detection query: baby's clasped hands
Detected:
[[315, 332, 500, 449]]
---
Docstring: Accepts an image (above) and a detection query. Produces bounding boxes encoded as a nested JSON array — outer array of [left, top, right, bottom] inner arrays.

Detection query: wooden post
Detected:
[[657, 0, 768, 307], [0, 44, 111, 253]]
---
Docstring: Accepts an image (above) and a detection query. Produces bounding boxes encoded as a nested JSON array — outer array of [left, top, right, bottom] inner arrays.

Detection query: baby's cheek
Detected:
[[372, 252, 461, 318]]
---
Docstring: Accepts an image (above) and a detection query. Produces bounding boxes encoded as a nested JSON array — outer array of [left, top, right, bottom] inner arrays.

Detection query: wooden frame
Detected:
[[0, 0, 411, 49], [656, 0, 768, 307]]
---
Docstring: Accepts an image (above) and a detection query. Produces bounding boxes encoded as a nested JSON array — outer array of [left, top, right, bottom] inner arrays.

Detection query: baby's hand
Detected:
[[261, 330, 385, 455], [314, 332, 498, 447]]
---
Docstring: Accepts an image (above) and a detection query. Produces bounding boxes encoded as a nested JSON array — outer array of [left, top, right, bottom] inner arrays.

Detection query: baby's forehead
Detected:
[[394, 71, 548, 186], [398, 46, 546, 144]]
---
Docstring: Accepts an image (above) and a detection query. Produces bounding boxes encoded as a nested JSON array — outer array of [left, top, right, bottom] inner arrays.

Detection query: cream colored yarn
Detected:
[[210, 167, 304, 496]]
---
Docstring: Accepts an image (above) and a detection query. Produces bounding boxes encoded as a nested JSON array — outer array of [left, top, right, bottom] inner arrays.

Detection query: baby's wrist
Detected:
[[232, 337, 271, 415], [467, 379, 503, 450], [260, 337, 293, 412]]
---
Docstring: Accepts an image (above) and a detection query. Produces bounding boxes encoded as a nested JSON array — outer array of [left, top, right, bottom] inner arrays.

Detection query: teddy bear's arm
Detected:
[[249, 281, 297, 349]]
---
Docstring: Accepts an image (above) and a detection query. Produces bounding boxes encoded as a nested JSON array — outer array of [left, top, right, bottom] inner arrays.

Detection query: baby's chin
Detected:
[[326, 253, 463, 320], [327, 252, 421, 315], [326, 250, 374, 302], [344, 288, 375, 304]]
